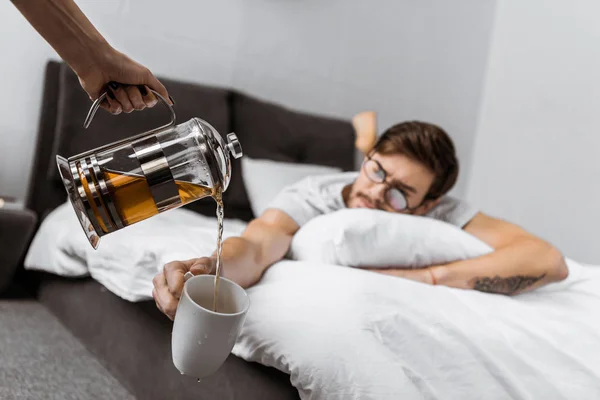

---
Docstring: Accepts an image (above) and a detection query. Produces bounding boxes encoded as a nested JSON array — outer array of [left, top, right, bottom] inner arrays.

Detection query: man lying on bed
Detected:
[[152, 120, 569, 320]]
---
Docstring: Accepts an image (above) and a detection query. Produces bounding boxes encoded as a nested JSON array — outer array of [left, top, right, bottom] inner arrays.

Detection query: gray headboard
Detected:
[[25, 61, 356, 223]]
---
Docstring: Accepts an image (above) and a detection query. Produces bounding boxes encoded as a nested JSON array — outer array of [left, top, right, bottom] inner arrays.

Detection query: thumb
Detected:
[[189, 257, 216, 275], [141, 70, 172, 105]]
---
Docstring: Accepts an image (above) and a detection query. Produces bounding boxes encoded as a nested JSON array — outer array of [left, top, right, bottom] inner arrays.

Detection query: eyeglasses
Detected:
[[361, 155, 419, 211]]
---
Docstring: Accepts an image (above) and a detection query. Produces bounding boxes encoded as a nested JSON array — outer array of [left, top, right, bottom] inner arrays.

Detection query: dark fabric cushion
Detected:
[[35, 274, 299, 400], [49, 64, 232, 181], [25, 61, 63, 230], [227, 92, 355, 211]]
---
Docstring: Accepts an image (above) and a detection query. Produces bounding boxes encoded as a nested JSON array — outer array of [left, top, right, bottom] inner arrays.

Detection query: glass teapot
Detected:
[[56, 89, 243, 249]]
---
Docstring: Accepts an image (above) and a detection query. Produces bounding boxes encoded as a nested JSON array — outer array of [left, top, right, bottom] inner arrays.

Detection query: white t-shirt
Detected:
[[267, 172, 478, 228]]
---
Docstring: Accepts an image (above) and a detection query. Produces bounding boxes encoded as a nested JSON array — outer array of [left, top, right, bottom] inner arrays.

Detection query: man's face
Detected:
[[345, 152, 439, 215]]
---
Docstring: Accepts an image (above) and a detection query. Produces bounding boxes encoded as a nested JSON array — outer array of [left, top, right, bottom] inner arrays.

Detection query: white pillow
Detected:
[[25, 202, 248, 301], [242, 157, 342, 216], [289, 208, 493, 268], [24, 202, 90, 277]]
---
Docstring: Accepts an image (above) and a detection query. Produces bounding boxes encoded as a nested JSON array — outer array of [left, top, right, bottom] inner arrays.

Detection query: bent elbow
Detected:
[[546, 245, 569, 282]]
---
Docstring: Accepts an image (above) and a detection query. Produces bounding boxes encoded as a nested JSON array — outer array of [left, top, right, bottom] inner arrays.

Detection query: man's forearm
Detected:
[[11, 0, 111, 74], [212, 236, 264, 289], [209, 219, 294, 289], [431, 239, 568, 295]]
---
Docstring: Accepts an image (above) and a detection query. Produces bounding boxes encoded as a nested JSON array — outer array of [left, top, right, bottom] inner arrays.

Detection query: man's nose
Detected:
[[367, 182, 387, 199]]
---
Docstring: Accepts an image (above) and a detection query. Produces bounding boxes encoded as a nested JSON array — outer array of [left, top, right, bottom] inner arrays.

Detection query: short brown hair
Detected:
[[374, 121, 459, 200]]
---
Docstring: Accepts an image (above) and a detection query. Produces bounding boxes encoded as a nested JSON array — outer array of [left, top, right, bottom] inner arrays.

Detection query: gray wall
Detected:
[[0, 0, 495, 200], [467, 0, 600, 263]]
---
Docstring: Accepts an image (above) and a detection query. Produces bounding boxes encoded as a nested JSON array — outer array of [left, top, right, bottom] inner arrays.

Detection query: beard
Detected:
[[343, 182, 384, 210], [350, 191, 385, 210]]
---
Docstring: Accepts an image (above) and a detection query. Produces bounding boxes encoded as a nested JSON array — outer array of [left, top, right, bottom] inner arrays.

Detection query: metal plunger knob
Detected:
[[226, 133, 243, 159]]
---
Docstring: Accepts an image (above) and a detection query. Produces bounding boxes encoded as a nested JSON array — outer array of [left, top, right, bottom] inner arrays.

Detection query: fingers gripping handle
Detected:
[[83, 84, 176, 129], [184, 272, 194, 282]]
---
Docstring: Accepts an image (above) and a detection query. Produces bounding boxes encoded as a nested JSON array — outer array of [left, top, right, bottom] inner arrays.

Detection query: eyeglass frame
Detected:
[[361, 153, 431, 212]]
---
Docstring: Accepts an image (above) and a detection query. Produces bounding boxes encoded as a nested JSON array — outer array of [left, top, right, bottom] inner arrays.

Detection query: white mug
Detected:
[[171, 273, 250, 380]]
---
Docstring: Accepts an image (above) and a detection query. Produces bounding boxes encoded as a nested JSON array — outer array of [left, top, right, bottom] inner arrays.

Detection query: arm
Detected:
[[153, 209, 299, 320], [352, 111, 378, 155], [367, 213, 569, 295], [432, 212, 568, 294], [11, 0, 109, 75], [11, 0, 170, 113], [210, 209, 299, 288]]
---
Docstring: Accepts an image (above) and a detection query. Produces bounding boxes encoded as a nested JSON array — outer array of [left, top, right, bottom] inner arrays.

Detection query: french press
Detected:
[[56, 90, 243, 249]]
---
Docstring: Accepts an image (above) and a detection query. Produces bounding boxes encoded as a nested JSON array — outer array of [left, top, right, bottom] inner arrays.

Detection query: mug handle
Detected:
[[83, 83, 177, 130]]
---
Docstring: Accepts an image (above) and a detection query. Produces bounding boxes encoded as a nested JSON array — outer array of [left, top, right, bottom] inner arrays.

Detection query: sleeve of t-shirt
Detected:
[[266, 177, 327, 227], [426, 196, 479, 228]]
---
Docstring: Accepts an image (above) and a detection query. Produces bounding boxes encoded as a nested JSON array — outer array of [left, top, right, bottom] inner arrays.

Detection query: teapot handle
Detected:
[[83, 83, 177, 130]]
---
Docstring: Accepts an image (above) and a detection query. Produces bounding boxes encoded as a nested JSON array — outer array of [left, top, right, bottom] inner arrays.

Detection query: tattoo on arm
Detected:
[[470, 273, 546, 295]]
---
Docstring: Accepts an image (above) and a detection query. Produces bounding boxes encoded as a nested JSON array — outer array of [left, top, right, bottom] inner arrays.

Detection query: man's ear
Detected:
[[352, 111, 378, 155]]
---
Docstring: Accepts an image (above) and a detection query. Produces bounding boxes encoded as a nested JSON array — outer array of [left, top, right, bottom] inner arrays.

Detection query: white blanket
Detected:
[[234, 259, 600, 399], [25, 206, 600, 398], [24, 203, 247, 301]]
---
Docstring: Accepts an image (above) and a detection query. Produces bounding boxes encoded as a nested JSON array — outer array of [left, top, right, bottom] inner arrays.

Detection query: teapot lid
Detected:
[[191, 118, 242, 192]]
